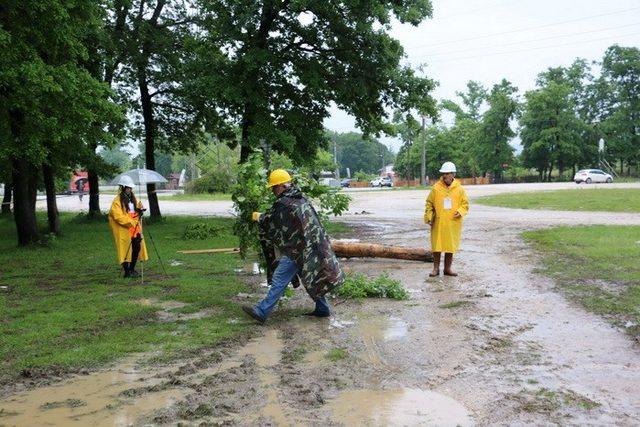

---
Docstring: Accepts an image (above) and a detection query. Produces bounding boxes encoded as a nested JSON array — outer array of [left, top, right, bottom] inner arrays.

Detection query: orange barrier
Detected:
[[345, 176, 490, 188], [347, 181, 370, 188]]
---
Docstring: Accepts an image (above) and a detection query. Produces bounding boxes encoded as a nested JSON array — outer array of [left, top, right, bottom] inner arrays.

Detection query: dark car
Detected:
[[340, 178, 352, 187]]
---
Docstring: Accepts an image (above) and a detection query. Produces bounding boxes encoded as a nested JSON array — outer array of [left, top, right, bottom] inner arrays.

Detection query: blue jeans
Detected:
[[254, 256, 330, 319]]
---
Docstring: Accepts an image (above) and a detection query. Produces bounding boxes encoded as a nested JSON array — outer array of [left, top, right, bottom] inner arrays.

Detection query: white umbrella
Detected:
[[110, 168, 168, 186]]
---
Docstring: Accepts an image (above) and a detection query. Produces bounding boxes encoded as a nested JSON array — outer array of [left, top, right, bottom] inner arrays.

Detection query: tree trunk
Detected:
[[1, 182, 11, 215], [86, 142, 102, 217], [12, 158, 39, 245], [620, 158, 624, 176], [42, 163, 60, 235], [138, 64, 161, 219], [331, 241, 433, 262], [240, 103, 254, 164]]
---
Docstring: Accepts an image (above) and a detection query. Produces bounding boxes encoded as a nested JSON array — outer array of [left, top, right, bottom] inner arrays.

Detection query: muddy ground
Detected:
[[3, 183, 640, 425]]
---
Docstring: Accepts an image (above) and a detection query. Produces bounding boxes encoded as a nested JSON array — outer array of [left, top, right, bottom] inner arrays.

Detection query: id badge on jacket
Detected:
[[443, 197, 452, 210]]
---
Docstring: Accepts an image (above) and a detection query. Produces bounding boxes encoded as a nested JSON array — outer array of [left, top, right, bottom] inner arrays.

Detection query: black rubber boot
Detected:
[[122, 262, 130, 278]]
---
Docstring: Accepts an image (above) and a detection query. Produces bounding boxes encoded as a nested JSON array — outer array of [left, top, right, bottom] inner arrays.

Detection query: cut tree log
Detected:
[[177, 242, 433, 263], [331, 241, 433, 262]]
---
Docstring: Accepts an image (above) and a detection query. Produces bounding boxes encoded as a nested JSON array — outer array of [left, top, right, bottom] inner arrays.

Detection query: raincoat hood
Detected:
[[277, 185, 304, 199]]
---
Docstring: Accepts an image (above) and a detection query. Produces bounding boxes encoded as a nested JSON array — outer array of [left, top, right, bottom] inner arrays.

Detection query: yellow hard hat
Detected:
[[267, 169, 292, 188]]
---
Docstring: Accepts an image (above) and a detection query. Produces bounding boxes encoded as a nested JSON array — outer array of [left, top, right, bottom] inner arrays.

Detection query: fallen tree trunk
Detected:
[[177, 242, 433, 262], [331, 241, 433, 262]]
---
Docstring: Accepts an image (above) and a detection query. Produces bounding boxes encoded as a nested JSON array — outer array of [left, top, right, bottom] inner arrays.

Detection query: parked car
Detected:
[[370, 176, 393, 187], [340, 178, 352, 188], [573, 169, 613, 184]]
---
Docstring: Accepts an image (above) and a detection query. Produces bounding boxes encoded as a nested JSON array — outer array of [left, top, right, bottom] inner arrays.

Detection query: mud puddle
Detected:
[[0, 356, 185, 426], [329, 388, 473, 426], [135, 298, 217, 322]]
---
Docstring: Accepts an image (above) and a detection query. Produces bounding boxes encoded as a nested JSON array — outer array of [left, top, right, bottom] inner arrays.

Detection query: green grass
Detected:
[[476, 189, 640, 212], [335, 272, 409, 300], [325, 221, 350, 235], [157, 192, 232, 201], [325, 348, 348, 361], [0, 213, 254, 385], [524, 225, 640, 336]]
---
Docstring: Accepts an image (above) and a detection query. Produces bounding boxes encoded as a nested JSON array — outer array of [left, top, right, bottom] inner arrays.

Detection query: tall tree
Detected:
[[195, 0, 437, 166], [520, 82, 583, 181], [115, 0, 211, 219], [0, 0, 122, 244], [475, 79, 519, 181], [327, 131, 394, 176], [82, 0, 133, 217], [599, 45, 640, 175]]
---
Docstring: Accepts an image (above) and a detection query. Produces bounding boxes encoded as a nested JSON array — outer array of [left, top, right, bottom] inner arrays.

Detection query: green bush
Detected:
[[353, 171, 377, 182], [335, 272, 409, 300], [186, 170, 236, 194]]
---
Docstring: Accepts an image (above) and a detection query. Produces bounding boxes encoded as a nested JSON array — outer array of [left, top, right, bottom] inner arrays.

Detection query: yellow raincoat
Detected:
[[108, 195, 148, 264], [424, 178, 469, 253]]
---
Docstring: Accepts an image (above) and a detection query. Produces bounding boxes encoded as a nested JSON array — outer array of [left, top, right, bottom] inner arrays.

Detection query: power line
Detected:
[[408, 6, 640, 49], [423, 30, 640, 64], [433, 0, 520, 21], [418, 22, 640, 59]]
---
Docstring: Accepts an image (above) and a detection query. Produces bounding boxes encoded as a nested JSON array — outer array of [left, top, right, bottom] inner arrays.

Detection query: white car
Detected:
[[370, 177, 393, 187], [574, 169, 613, 184]]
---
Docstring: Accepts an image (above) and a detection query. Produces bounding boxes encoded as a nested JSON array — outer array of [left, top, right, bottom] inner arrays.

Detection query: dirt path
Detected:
[[5, 184, 640, 425]]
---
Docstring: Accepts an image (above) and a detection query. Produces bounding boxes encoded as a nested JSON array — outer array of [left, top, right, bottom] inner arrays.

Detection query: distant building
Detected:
[[379, 164, 395, 178]]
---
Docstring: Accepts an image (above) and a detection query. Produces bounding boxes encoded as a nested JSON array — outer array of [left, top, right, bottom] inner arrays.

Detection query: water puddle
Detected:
[[135, 298, 187, 311], [328, 388, 473, 426], [358, 316, 409, 342], [0, 357, 186, 426], [329, 318, 355, 329]]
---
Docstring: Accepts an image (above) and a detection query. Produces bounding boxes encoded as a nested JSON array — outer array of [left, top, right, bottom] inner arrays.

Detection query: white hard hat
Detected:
[[116, 175, 135, 188], [439, 162, 457, 173]]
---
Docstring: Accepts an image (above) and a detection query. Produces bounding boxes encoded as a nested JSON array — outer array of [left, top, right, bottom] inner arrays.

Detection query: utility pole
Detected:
[[334, 139, 340, 179], [420, 116, 427, 186]]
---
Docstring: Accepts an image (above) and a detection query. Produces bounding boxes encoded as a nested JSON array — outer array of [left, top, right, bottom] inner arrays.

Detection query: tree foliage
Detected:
[[193, 0, 437, 164]]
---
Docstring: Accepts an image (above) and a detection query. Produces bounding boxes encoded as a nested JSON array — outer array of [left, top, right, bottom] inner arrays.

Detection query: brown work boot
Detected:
[[444, 253, 457, 276], [429, 252, 441, 277]]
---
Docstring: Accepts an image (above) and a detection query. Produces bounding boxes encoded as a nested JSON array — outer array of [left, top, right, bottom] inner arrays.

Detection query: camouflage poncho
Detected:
[[258, 186, 344, 299]]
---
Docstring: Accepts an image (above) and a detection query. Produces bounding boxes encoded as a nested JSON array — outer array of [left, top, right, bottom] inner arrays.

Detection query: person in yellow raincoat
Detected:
[[424, 162, 469, 277], [109, 175, 148, 278]]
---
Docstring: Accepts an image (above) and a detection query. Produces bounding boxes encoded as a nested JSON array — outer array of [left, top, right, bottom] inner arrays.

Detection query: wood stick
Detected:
[[177, 247, 240, 254]]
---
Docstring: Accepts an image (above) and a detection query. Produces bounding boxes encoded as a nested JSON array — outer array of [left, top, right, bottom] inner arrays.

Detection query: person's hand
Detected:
[[251, 212, 262, 222], [453, 211, 462, 218]]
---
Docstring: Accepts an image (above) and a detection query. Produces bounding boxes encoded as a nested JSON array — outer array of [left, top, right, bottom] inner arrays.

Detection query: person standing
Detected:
[[242, 169, 344, 323], [75, 178, 84, 202], [424, 162, 469, 277], [108, 176, 148, 278]]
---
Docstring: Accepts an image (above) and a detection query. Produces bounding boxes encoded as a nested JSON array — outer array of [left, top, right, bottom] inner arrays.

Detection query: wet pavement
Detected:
[[4, 183, 639, 425]]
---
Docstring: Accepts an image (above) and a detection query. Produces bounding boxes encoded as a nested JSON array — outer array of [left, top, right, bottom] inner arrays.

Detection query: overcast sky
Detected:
[[324, 0, 640, 153]]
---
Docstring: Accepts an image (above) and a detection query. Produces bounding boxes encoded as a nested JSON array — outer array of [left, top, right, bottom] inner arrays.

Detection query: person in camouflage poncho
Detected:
[[242, 169, 344, 323]]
